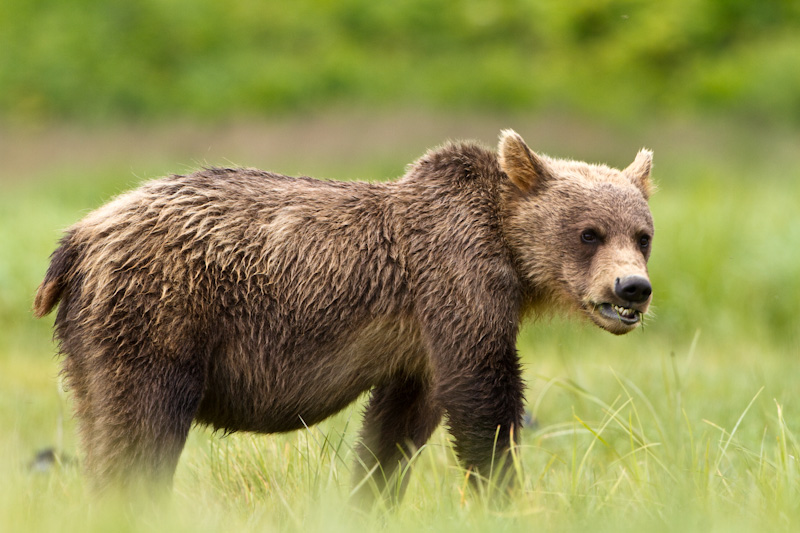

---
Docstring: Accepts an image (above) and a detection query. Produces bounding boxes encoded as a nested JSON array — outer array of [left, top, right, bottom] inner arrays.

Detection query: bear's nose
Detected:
[[615, 276, 652, 303]]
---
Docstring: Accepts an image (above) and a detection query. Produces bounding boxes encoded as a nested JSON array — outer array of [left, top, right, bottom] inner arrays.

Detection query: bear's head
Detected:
[[499, 130, 654, 335]]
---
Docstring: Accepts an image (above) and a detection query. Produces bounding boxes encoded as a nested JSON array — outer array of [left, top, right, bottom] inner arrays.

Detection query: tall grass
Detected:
[[1, 116, 799, 531], [6, 344, 799, 532]]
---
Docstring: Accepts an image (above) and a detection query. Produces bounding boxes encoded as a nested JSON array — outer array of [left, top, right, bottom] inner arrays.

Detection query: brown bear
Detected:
[[34, 130, 654, 501]]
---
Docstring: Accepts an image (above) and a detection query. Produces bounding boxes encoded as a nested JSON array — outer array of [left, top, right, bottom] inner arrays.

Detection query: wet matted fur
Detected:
[[34, 130, 655, 500]]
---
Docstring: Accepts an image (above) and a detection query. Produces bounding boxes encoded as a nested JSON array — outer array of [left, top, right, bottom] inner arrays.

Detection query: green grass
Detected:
[[2, 115, 799, 531]]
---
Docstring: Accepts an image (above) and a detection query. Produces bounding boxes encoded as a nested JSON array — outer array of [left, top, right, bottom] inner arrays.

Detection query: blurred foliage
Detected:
[[2, 0, 800, 124]]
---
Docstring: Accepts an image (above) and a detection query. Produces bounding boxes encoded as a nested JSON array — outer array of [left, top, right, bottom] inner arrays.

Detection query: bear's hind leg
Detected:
[[61, 349, 97, 472], [352, 375, 442, 506], [81, 343, 205, 495]]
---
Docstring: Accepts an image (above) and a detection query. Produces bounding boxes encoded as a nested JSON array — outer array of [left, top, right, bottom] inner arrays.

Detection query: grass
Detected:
[[1, 113, 799, 532]]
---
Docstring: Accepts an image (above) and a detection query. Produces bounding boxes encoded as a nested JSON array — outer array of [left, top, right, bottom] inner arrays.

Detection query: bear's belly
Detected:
[[195, 315, 427, 434]]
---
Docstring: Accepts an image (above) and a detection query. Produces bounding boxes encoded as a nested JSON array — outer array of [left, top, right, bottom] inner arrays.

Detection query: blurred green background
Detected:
[[2, 1, 800, 531], [3, 0, 800, 124]]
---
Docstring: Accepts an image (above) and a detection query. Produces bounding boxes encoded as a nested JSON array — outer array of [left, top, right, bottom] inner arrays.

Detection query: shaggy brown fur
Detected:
[[34, 130, 654, 501]]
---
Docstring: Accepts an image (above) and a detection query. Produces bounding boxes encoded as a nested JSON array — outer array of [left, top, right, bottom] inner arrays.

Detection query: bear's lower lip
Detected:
[[595, 303, 641, 325]]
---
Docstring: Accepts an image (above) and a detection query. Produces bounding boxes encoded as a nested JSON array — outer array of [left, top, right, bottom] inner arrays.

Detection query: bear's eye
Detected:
[[580, 229, 599, 244], [638, 235, 651, 249]]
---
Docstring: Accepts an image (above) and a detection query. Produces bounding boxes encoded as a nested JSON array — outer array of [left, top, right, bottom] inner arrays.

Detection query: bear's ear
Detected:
[[498, 129, 553, 193], [623, 149, 654, 200]]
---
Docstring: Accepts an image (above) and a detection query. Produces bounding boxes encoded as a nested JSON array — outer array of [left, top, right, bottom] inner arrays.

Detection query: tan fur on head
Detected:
[[497, 129, 553, 193], [623, 149, 654, 199]]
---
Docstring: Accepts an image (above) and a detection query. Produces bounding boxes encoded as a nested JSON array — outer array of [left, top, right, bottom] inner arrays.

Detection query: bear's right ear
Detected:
[[498, 129, 553, 193]]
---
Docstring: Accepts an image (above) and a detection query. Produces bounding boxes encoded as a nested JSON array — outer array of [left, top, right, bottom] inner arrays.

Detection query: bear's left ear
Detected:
[[498, 129, 553, 193], [623, 149, 654, 200]]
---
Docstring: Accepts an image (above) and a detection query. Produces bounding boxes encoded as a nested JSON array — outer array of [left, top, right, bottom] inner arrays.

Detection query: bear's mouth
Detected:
[[596, 303, 641, 325], [586, 302, 643, 331]]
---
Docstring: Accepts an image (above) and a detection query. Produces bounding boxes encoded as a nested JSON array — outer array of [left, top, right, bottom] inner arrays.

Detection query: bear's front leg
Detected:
[[421, 298, 525, 494], [436, 345, 524, 491], [352, 374, 443, 506]]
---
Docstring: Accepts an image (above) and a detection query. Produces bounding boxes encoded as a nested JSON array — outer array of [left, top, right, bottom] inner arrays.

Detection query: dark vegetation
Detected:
[[3, 0, 800, 124]]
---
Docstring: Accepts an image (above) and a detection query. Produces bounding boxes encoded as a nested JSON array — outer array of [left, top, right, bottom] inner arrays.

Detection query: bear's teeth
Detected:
[[614, 305, 635, 317]]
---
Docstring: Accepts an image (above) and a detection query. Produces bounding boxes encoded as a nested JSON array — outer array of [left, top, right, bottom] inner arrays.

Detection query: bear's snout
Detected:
[[614, 275, 652, 304]]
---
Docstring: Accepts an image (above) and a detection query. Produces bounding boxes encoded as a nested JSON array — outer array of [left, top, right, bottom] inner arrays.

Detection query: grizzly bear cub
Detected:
[[34, 130, 654, 500]]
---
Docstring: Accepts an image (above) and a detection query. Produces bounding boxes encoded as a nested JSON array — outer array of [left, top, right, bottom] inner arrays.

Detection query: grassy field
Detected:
[[1, 113, 799, 532]]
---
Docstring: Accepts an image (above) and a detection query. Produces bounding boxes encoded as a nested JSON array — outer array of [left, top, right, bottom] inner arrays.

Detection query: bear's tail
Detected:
[[33, 232, 77, 318]]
